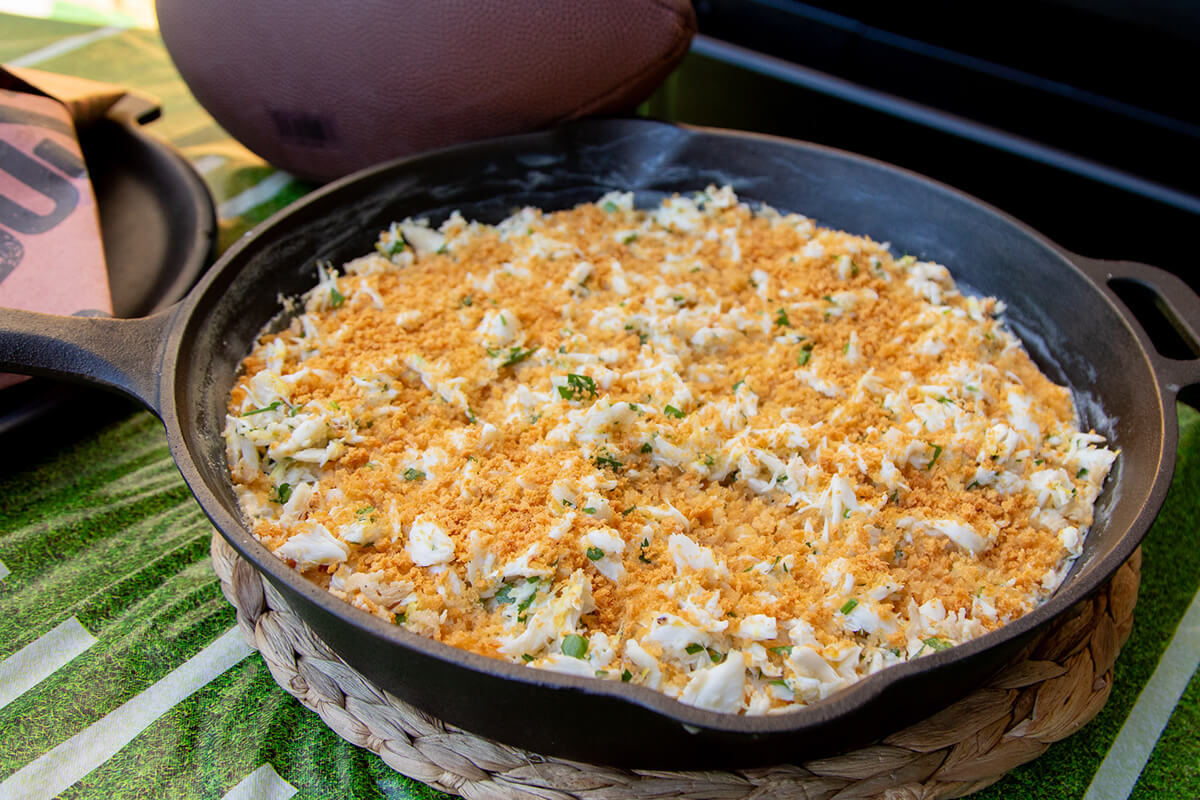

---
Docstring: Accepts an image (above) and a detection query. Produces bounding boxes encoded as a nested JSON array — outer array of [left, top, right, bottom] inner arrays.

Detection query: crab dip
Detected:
[[224, 186, 1117, 715]]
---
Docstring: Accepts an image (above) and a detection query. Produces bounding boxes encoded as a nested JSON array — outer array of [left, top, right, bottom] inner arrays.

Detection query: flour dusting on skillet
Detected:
[[224, 187, 1117, 715]]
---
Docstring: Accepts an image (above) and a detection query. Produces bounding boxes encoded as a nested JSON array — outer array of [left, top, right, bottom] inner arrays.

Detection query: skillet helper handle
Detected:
[[0, 307, 170, 414], [1069, 255, 1200, 394]]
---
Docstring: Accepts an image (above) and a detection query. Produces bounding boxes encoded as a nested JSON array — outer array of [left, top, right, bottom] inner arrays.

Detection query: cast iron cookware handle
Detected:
[[1068, 255, 1200, 395], [0, 307, 172, 414]]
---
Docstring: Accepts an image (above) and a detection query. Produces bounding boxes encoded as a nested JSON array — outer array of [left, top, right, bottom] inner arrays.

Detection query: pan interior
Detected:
[[162, 120, 1165, 758]]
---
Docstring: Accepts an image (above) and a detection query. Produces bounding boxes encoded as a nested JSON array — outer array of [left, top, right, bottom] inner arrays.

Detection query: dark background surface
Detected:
[[656, 1, 1200, 298]]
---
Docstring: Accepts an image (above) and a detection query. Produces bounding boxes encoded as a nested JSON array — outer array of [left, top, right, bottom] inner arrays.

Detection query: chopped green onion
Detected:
[[586, 546, 605, 561], [1076, 468, 1089, 479], [621, 669, 633, 682], [557, 373, 598, 401], [501, 346, 534, 367], [243, 401, 282, 416], [640, 442, 653, 454], [797, 344, 814, 366], [603, 200, 618, 213], [774, 308, 791, 327], [663, 405, 686, 419], [521, 654, 534, 663], [685, 643, 705, 655], [403, 468, 426, 481], [927, 443, 943, 469], [840, 598, 859, 615], [770, 645, 793, 656], [582, 507, 596, 515], [271, 483, 292, 505], [562, 634, 588, 659], [923, 637, 952, 652], [594, 454, 624, 472], [329, 286, 345, 308]]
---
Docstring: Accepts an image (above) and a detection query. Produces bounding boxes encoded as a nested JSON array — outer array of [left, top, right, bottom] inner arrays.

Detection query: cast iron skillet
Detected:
[[2, 119, 1199, 768]]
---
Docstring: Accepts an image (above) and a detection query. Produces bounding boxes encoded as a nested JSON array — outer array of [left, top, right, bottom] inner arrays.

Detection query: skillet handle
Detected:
[[1068, 255, 1200, 395], [0, 307, 171, 415]]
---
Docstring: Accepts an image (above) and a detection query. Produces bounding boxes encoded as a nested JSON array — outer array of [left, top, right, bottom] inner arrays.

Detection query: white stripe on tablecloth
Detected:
[[221, 763, 298, 800], [217, 171, 294, 219], [8, 25, 124, 67], [0, 616, 96, 710], [0, 627, 253, 800], [0, 559, 8, 581], [1082, 583, 1200, 800], [191, 154, 226, 175]]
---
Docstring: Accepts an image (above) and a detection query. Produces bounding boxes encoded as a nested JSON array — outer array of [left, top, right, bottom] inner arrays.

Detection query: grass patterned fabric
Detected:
[[0, 14, 1197, 799]]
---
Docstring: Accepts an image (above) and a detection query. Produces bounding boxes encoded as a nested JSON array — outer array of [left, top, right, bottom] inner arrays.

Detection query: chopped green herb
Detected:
[[1035, 459, 1045, 466], [329, 400, 340, 410], [640, 442, 653, 454], [732, 380, 745, 392], [770, 645, 793, 656], [582, 507, 597, 515], [774, 308, 791, 327], [923, 637, 952, 652], [517, 587, 538, 613], [378, 238, 405, 257], [622, 232, 638, 244], [356, 506, 375, 517], [621, 669, 633, 682], [707, 648, 725, 664], [586, 546, 605, 561], [459, 295, 473, 307], [495, 584, 515, 605], [403, 468, 426, 481], [1077, 468, 1089, 479], [562, 634, 588, 659], [329, 286, 345, 308], [965, 480, 980, 490], [840, 598, 860, 615], [594, 453, 624, 472], [685, 643, 705, 655], [797, 344, 814, 366], [243, 401, 282, 416], [936, 396, 952, 404], [622, 506, 637, 516], [521, 653, 534, 662], [394, 611, 407, 624], [663, 405, 686, 419], [501, 346, 534, 367], [927, 443, 943, 469], [271, 483, 292, 505], [557, 373, 598, 401], [768, 679, 790, 688], [603, 200, 618, 213]]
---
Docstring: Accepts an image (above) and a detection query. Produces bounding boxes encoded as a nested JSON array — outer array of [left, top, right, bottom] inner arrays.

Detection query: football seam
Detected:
[[553, 0, 697, 124]]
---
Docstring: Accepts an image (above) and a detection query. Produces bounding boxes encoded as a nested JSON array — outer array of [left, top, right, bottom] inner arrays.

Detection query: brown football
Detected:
[[156, 0, 697, 181]]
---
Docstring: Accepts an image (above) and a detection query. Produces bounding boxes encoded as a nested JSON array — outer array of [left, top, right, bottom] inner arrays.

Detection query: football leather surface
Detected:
[[156, 0, 697, 181]]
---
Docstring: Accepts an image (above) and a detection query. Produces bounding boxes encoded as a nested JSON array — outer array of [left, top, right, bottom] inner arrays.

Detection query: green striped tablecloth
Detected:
[[1, 14, 1197, 799]]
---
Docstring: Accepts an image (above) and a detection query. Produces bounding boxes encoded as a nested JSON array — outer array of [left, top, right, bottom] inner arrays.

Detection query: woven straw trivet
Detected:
[[212, 533, 1140, 800]]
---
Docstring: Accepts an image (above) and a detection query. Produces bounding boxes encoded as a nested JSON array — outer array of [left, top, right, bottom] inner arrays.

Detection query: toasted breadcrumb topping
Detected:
[[225, 186, 1117, 715]]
